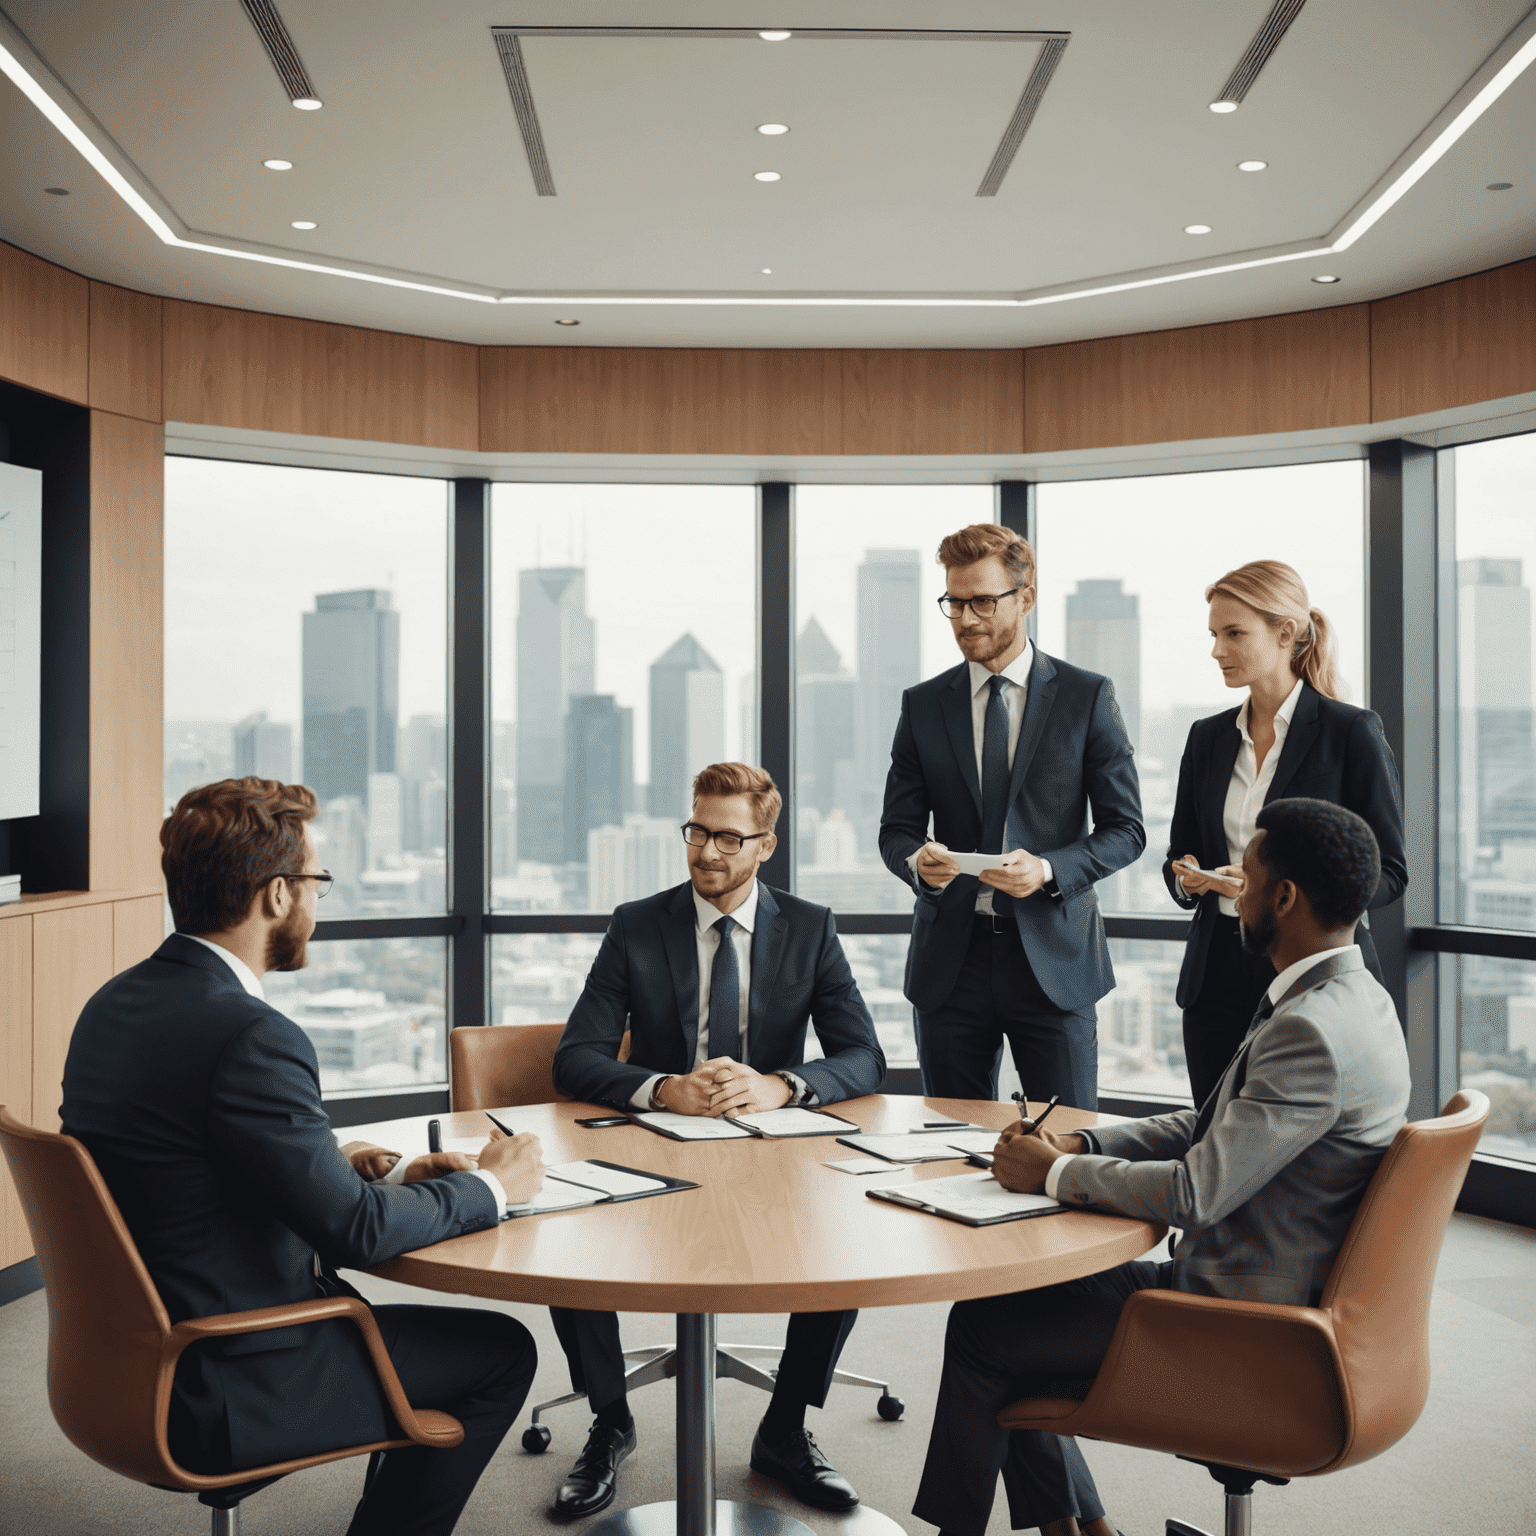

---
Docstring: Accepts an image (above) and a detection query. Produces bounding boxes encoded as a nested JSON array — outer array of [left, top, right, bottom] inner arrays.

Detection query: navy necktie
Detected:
[[706, 916, 741, 1061], [1191, 995, 1273, 1143], [981, 674, 1010, 854]]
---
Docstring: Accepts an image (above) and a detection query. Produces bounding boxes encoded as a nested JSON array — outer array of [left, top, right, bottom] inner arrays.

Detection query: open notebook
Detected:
[[629, 1107, 859, 1141], [492, 1159, 697, 1219], [867, 1171, 1062, 1227], [835, 1128, 999, 1164]]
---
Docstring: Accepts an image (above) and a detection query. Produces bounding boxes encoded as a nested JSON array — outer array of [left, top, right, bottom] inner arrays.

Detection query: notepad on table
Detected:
[[867, 1171, 1062, 1226], [835, 1131, 976, 1164], [499, 1158, 695, 1219], [503, 1179, 607, 1217], [628, 1111, 756, 1141], [730, 1108, 859, 1137], [545, 1161, 669, 1198]]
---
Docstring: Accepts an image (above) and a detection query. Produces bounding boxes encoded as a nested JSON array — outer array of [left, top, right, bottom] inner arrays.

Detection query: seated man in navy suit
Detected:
[[61, 778, 546, 1536], [552, 762, 886, 1519]]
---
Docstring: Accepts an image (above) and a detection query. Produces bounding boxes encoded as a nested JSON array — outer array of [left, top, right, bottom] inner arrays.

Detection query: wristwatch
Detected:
[[648, 1076, 673, 1111], [774, 1071, 813, 1107]]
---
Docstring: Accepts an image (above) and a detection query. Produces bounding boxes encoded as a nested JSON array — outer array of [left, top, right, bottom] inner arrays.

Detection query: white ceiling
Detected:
[[1, 0, 1533, 348]]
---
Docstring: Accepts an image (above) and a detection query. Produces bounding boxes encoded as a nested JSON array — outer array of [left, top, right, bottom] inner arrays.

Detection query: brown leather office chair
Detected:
[[448, 1025, 903, 1451], [0, 1106, 465, 1536], [997, 1090, 1489, 1536]]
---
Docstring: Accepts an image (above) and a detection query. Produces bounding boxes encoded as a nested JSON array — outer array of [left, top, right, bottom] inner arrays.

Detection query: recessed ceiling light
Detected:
[[1237, 159, 1268, 172], [1209, 100, 1238, 114], [759, 31, 791, 42], [1487, 181, 1514, 190], [292, 96, 323, 111], [263, 158, 293, 171], [1184, 223, 1212, 234], [760, 268, 773, 274], [44, 185, 68, 195], [1312, 275, 1341, 284], [757, 123, 790, 136], [754, 171, 781, 182], [290, 220, 317, 230], [554, 318, 580, 326]]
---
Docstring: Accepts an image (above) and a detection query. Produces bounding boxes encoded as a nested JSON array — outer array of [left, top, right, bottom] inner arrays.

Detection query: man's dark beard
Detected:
[[266, 902, 310, 972], [1239, 902, 1277, 957]]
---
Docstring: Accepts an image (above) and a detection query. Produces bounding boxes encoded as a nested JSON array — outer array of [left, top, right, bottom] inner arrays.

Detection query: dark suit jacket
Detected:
[[60, 934, 499, 1469], [1162, 682, 1408, 1009], [552, 882, 886, 1108], [878, 649, 1145, 1013]]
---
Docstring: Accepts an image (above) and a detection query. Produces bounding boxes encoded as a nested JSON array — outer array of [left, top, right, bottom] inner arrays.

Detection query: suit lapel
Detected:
[[747, 885, 787, 1065], [1006, 648, 1058, 810], [1265, 684, 1320, 804], [1203, 710, 1243, 860], [661, 885, 702, 1066], [941, 664, 983, 818]]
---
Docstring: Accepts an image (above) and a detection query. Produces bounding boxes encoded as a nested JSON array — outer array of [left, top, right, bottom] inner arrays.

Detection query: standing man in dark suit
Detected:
[[552, 762, 885, 1520], [61, 778, 546, 1536], [879, 524, 1144, 1106]]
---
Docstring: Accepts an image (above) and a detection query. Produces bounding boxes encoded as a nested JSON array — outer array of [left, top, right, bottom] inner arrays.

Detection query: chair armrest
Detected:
[[1000, 1288, 1350, 1479], [159, 1296, 448, 1450]]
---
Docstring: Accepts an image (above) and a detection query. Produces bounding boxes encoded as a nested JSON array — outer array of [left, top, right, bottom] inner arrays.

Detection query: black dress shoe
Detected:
[[749, 1422, 859, 1511], [551, 1420, 636, 1518]]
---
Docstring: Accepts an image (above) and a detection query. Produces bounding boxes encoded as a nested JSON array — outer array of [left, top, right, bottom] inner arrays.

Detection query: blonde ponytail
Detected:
[[1205, 561, 1345, 701]]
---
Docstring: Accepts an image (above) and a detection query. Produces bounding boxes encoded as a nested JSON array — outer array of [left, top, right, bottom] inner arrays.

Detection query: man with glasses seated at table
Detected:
[[61, 777, 547, 1536], [553, 762, 886, 1520]]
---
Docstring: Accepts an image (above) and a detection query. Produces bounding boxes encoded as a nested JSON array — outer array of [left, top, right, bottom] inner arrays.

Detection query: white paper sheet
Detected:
[[732, 1108, 858, 1137], [630, 1111, 755, 1140], [545, 1161, 668, 1197], [837, 1132, 971, 1164], [879, 1172, 1061, 1222]]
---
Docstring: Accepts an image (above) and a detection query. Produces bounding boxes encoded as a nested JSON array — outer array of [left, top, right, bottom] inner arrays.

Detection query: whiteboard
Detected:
[[0, 462, 42, 821]]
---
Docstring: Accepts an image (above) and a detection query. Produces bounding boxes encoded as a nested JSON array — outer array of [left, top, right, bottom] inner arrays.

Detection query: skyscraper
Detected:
[[797, 617, 857, 818], [232, 711, 292, 782], [302, 589, 399, 804], [649, 633, 724, 819], [854, 550, 921, 845], [564, 694, 634, 863], [1065, 578, 1142, 752], [516, 568, 595, 864]]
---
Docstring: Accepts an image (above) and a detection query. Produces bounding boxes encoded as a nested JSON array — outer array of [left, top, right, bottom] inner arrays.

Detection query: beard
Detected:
[[690, 859, 756, 901], [265, 901, 311, 973], [958, 610, 1023, 667], [1239, 902, 1277, 957]]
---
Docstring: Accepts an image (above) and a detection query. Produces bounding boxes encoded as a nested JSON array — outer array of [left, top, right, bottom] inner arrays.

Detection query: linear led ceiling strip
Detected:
[[1, 8, 1534, 310]]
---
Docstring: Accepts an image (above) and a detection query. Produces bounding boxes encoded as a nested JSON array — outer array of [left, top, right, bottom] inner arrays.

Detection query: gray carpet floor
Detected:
[[1, 1213, 1532, 1536]]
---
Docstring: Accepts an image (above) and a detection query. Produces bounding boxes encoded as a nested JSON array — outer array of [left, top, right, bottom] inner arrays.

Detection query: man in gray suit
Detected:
[[911, 797, 1411, 1536]]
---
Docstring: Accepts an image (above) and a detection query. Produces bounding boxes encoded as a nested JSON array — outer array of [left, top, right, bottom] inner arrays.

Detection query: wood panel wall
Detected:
[[88, 281, 163, 422], [0, 240, 88, 405], [0, 917, 32, 1269]]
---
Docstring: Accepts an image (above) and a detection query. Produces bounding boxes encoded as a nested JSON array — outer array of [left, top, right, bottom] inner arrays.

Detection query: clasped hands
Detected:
[[916, 842, 1049, 899], [342, 1124, 546, 1204], [656, 1057, 792, 1118], [988, 1118, 1087, 1194]]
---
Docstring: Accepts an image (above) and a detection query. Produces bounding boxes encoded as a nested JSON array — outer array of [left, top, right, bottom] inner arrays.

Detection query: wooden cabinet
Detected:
[[30, 904, 115, 1134], [0, 916, 33, 1269], [113, 896, 166, 974]]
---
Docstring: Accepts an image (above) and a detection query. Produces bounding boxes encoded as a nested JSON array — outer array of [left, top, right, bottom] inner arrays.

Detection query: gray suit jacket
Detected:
[[1055, 949, 1410, 1305]]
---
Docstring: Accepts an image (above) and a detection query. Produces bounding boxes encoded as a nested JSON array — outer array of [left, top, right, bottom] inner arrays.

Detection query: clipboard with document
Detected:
[[866, 1171, 1063, 1227]]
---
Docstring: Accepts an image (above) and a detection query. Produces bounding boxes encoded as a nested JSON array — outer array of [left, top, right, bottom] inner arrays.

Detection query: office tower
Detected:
[[739, 672, 758, 765], [854, 550, 921, 846], [399, 713, 448, 852], [564, 694, 634, 862], [232, 712, 293, 782], [516, 568, 595, 865], [1065, 579, 1142, 754], [797, 617, 857, 818], [367, 772, 402, 867], [589, 816, 690, 911], [302, 589, 399, 804], [649, 633, 724, 820]]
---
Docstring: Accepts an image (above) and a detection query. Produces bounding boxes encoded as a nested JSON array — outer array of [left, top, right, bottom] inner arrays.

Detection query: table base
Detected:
[[585, 1501, 907, 1536]]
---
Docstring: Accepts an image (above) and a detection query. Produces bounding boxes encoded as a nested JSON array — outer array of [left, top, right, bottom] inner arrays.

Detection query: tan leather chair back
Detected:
[[1316, 1088, 1488, 1471], [449, 1024, 631, 1111], [0, 1106, 176, 1486]]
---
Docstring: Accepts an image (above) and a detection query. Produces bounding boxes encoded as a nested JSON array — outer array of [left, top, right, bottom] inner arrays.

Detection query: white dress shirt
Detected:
[[183, 933, 512, 1211], [1215, 677, 1305, 916], [1042, 939, 1361, 1199], [908, 641, 1052, 912]]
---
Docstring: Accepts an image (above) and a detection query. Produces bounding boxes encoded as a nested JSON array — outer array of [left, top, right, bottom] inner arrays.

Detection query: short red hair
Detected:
[[691, 762, 782, 832], [936, 523, 1035, 586]]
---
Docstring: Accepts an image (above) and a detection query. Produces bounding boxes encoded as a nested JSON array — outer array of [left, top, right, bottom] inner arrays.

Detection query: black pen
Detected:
[[485, 1111, 516, 1137], [427, 1118, 442, 1154], [1025, 1095, 1061, 1138]]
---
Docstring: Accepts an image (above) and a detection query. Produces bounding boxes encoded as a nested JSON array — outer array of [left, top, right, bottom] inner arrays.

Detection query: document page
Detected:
[[504, 1180, 607, 1217], [546, 1161, 669, 1197], [630, 1111, 755, 1140], [885, 1172, 1061, 1222], [943, 1130, 1007, 1156], [837, 1132, 971, 1164], [732, 1108, 859, 1137]]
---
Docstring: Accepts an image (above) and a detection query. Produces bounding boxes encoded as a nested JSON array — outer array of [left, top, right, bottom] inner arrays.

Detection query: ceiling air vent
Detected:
[[976, 36, 1068, 197], [1213, 0, 1308, 107], [238, 0, 319, 103], [495, 32, 556, 196]]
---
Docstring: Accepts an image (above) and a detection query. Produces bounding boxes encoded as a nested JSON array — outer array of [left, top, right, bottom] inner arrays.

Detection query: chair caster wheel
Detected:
[[522, 1424, 552, 1453], [877, 1394, 905, 1421]]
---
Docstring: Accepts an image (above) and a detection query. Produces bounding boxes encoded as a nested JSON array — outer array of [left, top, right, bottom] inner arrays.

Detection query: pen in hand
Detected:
[[485, 1111, 516, 1137], [1011, 1092, 1061, 1137]]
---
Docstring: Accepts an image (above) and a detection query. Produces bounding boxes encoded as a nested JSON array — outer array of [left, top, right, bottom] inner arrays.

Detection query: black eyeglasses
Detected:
[[681, 823, 770, 856], [938, 587, 1023, 619], [279, 870, 334, 898]]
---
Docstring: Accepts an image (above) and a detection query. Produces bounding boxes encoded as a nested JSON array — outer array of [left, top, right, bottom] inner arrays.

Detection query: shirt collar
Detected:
[[1237, 674, 1305, 744], [693, 879, 759, 936], [1267, 943, 1358, 1008], [968, 639, 1034, 698], [183, 934, 265, 999]]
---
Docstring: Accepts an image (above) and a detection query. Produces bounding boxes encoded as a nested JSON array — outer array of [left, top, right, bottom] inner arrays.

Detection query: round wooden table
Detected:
[[353, 1094, 1164, 1536]]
